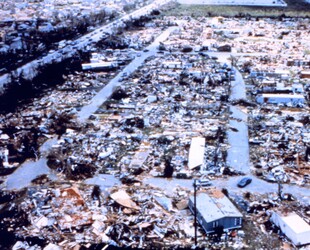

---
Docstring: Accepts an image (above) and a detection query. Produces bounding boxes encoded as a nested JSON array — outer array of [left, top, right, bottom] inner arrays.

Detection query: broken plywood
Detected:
[[110, 190, 140, 210]]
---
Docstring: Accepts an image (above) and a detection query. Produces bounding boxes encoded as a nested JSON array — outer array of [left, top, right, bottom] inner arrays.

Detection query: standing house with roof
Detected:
[[256, 93, 305, 105], [188, 189, 243, 233], [270, 211, 310, 246]]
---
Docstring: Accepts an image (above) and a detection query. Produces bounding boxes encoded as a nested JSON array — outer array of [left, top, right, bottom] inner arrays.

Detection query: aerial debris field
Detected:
[[0, 0, 309, 249]]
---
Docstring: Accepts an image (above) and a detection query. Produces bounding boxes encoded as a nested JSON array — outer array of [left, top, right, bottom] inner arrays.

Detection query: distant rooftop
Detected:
[[177, 0, 287, 7]]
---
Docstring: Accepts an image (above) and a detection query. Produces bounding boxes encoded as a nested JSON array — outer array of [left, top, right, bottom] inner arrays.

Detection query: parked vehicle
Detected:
[[175, 171, 191, 179], [237, 177, 252, 188]]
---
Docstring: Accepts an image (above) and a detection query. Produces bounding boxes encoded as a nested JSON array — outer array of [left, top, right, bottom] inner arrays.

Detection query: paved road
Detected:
[[0, 0, 171, 90], [230, 69, 246, 100], [142, 53, 308, 204], [2, 25, 178, 191], [227, 106, 250, 174], [5, 158, 59, 190], [144, 176, 310, 205], [4, 136, 59, 190], [227, 69, 250, 174], [77, 26, 177, 122]]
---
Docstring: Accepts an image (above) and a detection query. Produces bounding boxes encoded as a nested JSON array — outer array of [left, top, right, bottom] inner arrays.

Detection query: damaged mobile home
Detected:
[[256, 93, 305, 106], [0, 1, 310, 249], [270, 211, 310, 246], [189, 189, 243, 234]]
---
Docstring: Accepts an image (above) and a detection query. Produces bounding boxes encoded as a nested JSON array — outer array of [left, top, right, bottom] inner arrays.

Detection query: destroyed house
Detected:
[[287, 59, 310, 67], [217, 44, 231, 52], [250, 70, 290, 79], [188, 190, 243, 234]]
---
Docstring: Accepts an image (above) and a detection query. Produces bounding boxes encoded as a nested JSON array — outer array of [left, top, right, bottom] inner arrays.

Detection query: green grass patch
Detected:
[[162, 0, 310, 18]]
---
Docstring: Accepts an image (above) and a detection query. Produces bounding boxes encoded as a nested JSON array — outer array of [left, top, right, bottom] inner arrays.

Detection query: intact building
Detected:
[[256, 93, 305, 105], [271, 211, 310, 246], [188, 189, 243, 234]]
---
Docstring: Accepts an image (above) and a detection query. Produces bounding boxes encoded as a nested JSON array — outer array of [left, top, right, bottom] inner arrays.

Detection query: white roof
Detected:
[[261, 93, 305, 99], [281, 213, 310, 234], [82, 62, 116, 70], [129, 150, 150, 169], [188, 137, 205, 169]]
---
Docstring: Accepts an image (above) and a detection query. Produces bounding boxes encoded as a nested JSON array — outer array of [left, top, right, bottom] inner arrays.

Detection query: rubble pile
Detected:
[[0, 0, 151, 73], [0, 10, 309, 250], [0, 21, 164, 178], [234, 191, 310, 249], [46, 122, 143, 179], [36, 15, 238, 182], [235, 18, 310, 57], [0, 181, 250, 249], [218, 17, 310, 187], [202, 17, 310, 57], [92, 50, 232, 179], [248, 107, 310, 186], [0, 71, 112, 173], [120, 27, 162, 51], [59, 72, 112, 90], [185, 16, 310, 187]]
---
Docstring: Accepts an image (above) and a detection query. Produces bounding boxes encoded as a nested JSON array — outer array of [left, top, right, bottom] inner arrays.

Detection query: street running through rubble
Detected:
[[145, 52, 310, 205], [227, 66, 250, 174], [3, 25, 179, 190], [1, 9, 310, 248], [4, 47, 309, 207], [144, 175, 310, 204], [4, 40, 310, 206], [77, 26, 179, 122]]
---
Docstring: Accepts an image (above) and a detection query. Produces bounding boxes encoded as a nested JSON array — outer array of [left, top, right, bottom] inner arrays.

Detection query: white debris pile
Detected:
[[0, 181, 248, 249], [248, 108, 310, 186]]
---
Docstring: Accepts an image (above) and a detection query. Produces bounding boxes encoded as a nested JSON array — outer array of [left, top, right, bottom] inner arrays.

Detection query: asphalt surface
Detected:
[[2, 25, 178, 191], [227, 106, 250, 174], [227, 69, 250, 174], [0, 0, 171, 91], [145, 52, 309, 206], [2, 9, 309, 206], [77, 26, 178, 122], [145, 174, 310, 205]]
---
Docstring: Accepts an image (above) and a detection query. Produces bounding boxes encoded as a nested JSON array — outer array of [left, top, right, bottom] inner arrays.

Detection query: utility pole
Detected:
[[278, 180, 283, 201], [193, 179, 210, 247], [193, 179, 198, 246]]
